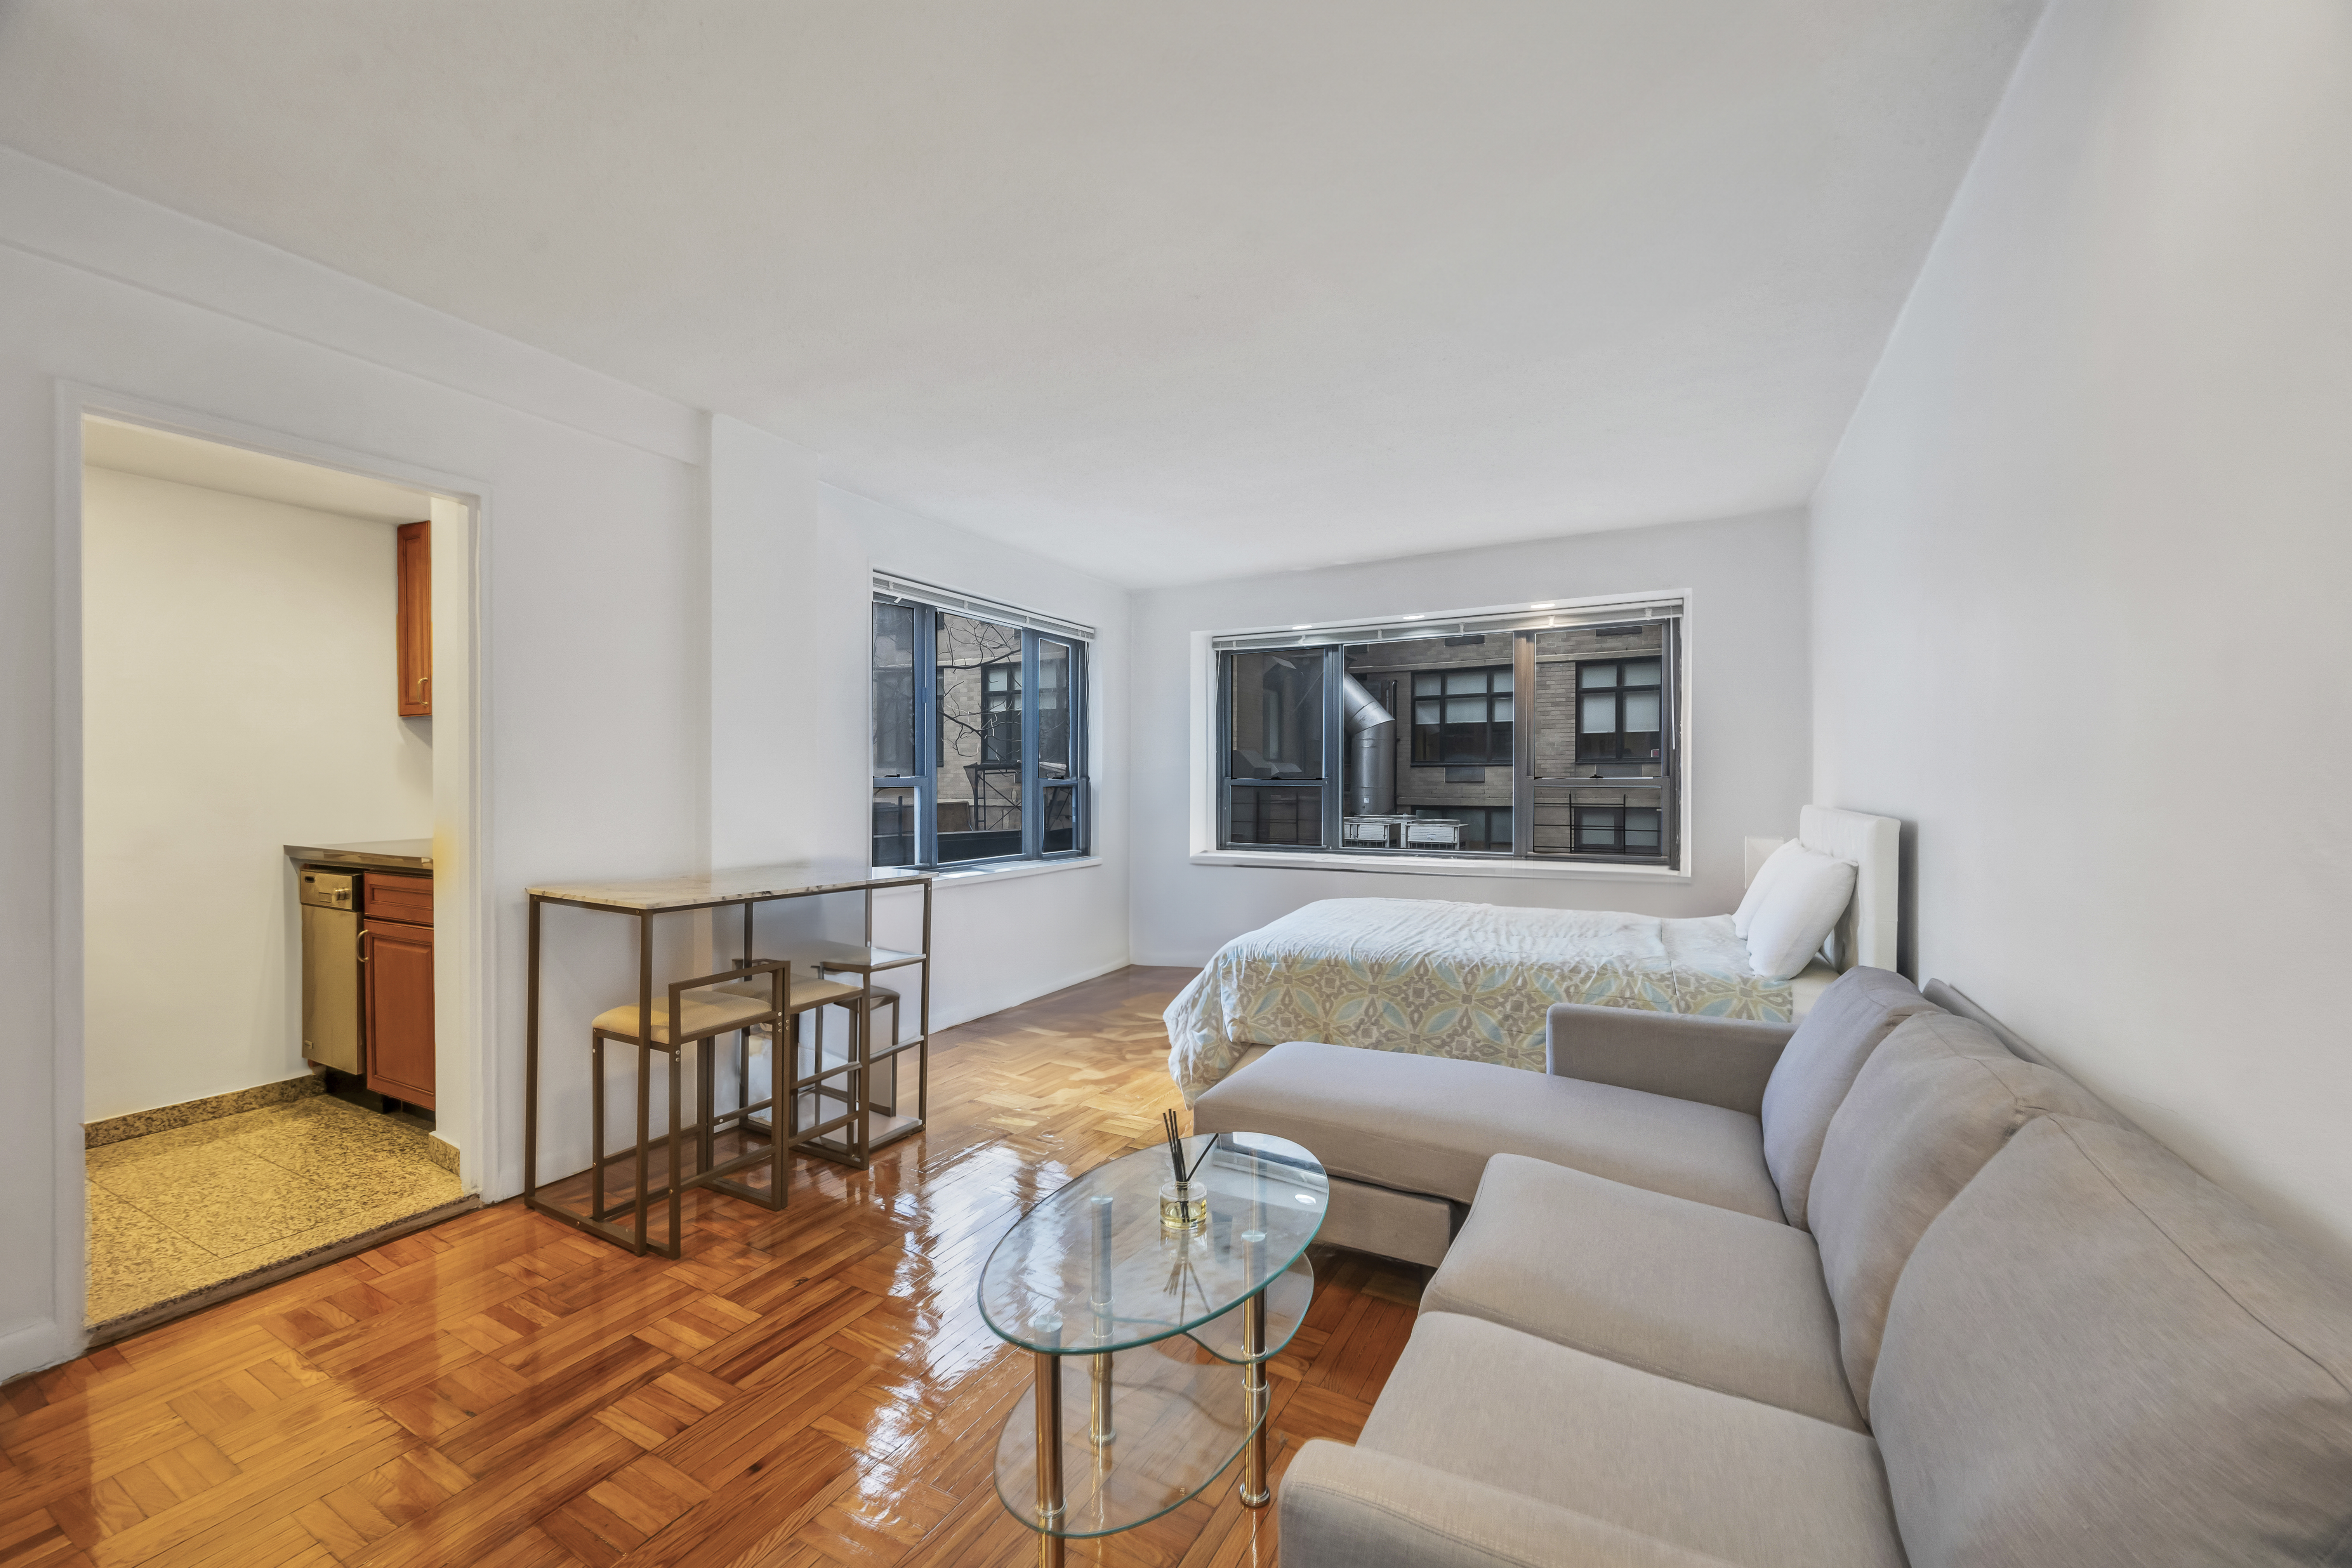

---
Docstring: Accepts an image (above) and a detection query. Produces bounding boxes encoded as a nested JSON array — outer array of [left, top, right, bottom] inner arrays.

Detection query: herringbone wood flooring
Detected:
[[2, 967, 1427, 1568]]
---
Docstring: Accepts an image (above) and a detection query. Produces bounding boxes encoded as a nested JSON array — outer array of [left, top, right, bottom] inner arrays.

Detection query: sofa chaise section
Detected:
[[1192, 965, 1935, 1266]]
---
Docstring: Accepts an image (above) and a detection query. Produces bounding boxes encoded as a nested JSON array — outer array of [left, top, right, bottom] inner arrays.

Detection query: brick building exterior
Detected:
[[1344, 621, 1669, 855]]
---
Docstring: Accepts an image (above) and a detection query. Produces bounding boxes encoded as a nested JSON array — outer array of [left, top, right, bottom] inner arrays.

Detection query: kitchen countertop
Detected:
[[286, 839, 433, 872]]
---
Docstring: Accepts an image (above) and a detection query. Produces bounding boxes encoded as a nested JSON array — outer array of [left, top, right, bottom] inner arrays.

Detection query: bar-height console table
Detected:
[[524, 865, 933, 1255]]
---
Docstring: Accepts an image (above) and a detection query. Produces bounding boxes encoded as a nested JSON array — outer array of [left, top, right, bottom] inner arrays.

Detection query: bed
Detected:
[[1164, 805, 1899, 1101]]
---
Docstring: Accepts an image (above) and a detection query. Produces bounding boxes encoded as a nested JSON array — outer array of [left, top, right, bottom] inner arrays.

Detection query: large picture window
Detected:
[[1215, 603, 1681, 866], [872, 587, 1089, 869]]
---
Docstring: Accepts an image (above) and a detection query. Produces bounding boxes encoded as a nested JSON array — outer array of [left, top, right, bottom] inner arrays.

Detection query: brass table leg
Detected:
[[1240, 1231, 1270, 1507], [1089, 1193, 1115, 1451], [1034, 1334, 1065, 1568]]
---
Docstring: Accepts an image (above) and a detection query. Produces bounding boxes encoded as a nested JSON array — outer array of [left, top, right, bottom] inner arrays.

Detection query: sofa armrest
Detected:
[[1545, 1004, 1796, 1117], [1281, 1441, 1733, 1568]]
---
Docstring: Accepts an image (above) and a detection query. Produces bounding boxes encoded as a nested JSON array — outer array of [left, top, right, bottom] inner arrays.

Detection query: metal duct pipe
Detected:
[[1342, 674, 1397, 817]]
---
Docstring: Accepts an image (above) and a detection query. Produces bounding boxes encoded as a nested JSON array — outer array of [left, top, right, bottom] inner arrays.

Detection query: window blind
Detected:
[[1209, 595, 1682, 652], [872, 571, 1095, 643]]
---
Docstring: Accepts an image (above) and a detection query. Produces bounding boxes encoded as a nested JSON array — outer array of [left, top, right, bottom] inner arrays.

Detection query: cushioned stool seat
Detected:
[[593, 989, 775, 1044], [713, 968, 859, 1012]]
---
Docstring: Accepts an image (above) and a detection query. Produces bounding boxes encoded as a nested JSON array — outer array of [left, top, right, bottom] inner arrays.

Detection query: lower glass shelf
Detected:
[[994, 1331, 1256, 1540], [1186, 1252, 1311, 1365]]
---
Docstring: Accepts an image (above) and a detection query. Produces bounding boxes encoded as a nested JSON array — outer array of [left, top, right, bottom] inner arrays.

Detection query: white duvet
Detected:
[[1164, 897, 1793, 1100]]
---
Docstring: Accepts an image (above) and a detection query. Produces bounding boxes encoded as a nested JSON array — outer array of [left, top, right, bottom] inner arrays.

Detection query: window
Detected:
[[1576, 658, 1663, 762], [1411, 665, 1513, 766], [871, 589, 1090, 869], [1572, 805, 1663, 854], [1214, 602, 1680, 866], [981, 660, 1021, 763]]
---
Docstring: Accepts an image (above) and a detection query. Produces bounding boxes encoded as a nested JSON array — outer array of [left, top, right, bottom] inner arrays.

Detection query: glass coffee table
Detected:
[[978, 1132, 1329, 1566]]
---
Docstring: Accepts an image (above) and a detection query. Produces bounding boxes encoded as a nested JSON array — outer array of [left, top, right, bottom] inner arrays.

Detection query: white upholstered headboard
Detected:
[[1797, 805, 1900, 972]]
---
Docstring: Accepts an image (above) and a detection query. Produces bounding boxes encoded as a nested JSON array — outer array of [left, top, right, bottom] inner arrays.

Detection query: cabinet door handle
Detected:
[[358, 928, 372, 962]]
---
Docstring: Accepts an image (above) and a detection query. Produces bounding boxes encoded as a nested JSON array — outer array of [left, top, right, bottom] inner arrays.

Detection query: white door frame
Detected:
[[47, 380, 497, 1358]]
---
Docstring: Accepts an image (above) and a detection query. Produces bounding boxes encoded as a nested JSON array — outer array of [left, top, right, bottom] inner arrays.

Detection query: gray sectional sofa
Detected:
[[1193, 968, 2352, 1567]]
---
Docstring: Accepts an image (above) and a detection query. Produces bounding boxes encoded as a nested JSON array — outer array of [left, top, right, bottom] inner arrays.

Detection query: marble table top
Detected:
[[526, 863, 931, 911]]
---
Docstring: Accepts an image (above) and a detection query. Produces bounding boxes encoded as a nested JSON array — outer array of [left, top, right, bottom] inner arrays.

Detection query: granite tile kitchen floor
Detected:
[[85, 1094, 468, 1329]]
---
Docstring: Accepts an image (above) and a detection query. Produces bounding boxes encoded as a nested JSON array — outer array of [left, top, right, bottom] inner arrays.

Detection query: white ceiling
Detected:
[[83, 418, 433, 524], [0, 2, 2042, 587]]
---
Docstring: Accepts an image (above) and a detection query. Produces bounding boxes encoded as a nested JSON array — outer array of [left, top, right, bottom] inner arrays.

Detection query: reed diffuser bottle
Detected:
[[1158, 1110, 1209, 1229]]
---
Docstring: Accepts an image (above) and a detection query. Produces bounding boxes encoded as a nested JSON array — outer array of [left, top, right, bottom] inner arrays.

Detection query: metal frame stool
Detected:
[[585, 959, 788, 1259]]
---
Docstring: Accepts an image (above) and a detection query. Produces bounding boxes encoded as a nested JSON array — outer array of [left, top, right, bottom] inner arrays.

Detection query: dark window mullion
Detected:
[[1320, 646, 1344, 849], [1512, 632, 1534, 856], [1019, 631, 1042, 860], [915, 608, 940, 868]]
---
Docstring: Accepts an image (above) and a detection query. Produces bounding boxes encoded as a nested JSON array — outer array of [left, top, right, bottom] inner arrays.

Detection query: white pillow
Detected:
[[1733, 839, 1801, 938], [1744, 845, 1857, 980]]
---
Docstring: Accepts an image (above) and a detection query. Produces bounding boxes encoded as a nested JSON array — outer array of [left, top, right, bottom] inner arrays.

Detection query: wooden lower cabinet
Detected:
[[363, 917, 435, 1108]]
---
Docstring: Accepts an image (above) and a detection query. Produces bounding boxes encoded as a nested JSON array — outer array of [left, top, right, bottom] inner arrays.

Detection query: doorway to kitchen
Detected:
[[75, 413, 478, 1341]]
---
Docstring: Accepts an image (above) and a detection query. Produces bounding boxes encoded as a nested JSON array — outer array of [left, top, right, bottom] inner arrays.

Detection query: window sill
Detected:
[[888, 856, 1104, 887], [1188, 849, 1689, 883]]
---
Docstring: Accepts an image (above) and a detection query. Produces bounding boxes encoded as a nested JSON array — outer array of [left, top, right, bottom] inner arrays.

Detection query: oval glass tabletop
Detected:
[[978, 1132, 1329, 1356]]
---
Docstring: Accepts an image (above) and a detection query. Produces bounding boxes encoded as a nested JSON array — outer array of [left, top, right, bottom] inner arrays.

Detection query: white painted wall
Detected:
[[1811, 0, 2352, 1249], [561, 439, 1139, 1168], [826, 485, 1134, 1028], [80, 469, 432, 1120], [2, 149, 1145, 1373], [1128, 511, 1810, 964], [1, 149, 705, 1373]]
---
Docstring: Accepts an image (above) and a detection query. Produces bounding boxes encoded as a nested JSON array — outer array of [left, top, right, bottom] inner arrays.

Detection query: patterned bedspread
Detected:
[[1164, 897, 1792, 1100]]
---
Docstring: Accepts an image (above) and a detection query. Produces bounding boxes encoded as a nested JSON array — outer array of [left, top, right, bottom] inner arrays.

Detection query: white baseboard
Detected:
[[1128, 948, 1216, 969], [0, 1315, 83, 1383], [931, 955, 1136, 1036]]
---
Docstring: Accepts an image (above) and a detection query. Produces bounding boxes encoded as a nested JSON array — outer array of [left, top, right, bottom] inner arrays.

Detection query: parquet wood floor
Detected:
[[2, 967, 1428, 1568]]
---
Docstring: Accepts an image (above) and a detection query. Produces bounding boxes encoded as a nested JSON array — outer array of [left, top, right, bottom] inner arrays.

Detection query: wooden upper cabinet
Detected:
[[397, 519, 432, 716]]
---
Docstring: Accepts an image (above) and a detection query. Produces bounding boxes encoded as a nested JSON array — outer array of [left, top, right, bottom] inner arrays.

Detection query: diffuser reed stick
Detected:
[[1162, 1109, 1202, 1185]]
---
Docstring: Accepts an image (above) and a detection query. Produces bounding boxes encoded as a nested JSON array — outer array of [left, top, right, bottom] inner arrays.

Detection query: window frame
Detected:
[[871, 595, 1090, 872], [1218, 644, 1344, 851], [1212, 612, 1681, 869]]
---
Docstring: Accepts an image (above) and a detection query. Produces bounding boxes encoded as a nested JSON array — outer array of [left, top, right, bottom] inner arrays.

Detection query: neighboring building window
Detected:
[[1576, 658, 1663, 762], [1214, 608, 1680, 865], [981, 660, 1022, 764], [872, 593, 1090, 868], [1411, 665, 1513, 765], [1572, 804, 1663, 854]]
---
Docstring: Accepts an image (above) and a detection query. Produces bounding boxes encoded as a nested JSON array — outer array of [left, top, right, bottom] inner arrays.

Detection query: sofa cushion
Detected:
[[1361, 1313, 1906, 1568], [1871, 1116, 2352, 1567], [1757, 966, 1938, 1230], [1808, 1013, 2123, 1416], [1194, 1041, 1784, 1221], [1423, 1153, 1862, 1429], [1282, 1441, 1751, 1568]]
